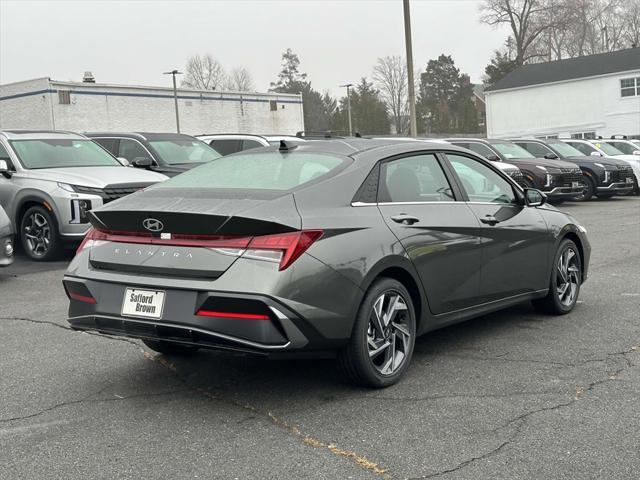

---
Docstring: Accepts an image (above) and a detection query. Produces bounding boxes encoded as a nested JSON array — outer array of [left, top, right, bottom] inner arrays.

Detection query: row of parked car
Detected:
[[0, 129, 638, 266]]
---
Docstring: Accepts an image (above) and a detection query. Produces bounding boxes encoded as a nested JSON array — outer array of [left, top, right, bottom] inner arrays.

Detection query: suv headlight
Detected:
[[535, 165, 547, 171], [57, 182, 76, 193]]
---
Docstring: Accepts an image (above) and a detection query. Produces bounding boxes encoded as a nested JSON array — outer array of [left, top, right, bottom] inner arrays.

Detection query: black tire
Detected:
[[533, 238, 582, 315], [338, 278, 416, 388], [142, 339, 199, 356], [519, 177, 535, 189], [571, 175, 595, 202], [19, 205, 62, 261]]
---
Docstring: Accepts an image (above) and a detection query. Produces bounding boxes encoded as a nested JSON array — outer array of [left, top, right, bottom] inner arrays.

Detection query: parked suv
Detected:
[[0, 130, 167, 261], [197, 134, 305, 156], [446, 138, 583, 202], [560, 139, 640, 195], [0, 205, 14, 267], [512, 138, 634, 200], [87, 132, 222, 177]]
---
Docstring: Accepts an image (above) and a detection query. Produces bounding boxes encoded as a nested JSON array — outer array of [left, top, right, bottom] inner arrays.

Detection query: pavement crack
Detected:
[[1, 388, 187, 424], [145, 354, 392, 479]]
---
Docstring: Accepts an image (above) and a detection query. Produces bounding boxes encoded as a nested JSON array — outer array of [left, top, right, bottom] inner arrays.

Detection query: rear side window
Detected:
[[241, 139, 264, 150], [379, 154, 454, 203], [209, 139, 242, 156], [155, 152, 346, 191], [518, 142, 552, 158], [567, 142, 592, 155]]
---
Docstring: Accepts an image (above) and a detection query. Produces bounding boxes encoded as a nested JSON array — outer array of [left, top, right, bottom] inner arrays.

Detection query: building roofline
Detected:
[[47, 79, 302, 98], [0, 76, 51, 87]]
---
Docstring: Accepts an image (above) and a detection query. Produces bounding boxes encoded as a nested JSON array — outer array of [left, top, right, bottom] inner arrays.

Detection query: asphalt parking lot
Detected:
[[1, 197, 639, 480]]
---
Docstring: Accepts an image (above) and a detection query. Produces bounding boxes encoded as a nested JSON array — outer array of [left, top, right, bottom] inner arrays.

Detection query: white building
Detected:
[[0, 76, 305, 135], [485, 48, 640, 139]]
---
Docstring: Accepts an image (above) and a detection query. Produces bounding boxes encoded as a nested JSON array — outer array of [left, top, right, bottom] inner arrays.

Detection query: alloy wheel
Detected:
[[366, 291, 412, 375], [556, 247, 580, 307], [23, 212, 51, 257]]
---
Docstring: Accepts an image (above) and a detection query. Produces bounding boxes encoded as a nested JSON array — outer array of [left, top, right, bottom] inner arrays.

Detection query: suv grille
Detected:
[[557, 168, 583, 186], [610, 166, 633, 183], [72, 184, 151, 203]]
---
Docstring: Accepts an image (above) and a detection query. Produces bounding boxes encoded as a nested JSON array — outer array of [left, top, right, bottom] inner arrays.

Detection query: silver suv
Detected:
[[0, 130, 167, 261]]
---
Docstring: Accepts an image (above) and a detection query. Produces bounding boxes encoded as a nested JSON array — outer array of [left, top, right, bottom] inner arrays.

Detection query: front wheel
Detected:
[[20, 205, 62, 261], [338, 278, 416, 388], [571, 176, 594, 202], [533, 239, 582, 315]]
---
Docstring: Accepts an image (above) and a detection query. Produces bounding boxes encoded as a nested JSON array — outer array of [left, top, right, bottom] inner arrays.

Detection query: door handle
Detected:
[[480, 215, 500, 226], [391, 214, 420, 225]]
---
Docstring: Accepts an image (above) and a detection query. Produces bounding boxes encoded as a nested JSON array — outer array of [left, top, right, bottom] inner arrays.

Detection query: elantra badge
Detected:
[[143, 218, 164, 232]]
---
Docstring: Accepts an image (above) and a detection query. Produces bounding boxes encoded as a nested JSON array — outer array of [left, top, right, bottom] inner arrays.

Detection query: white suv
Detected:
[[0, 130, 167, 260]]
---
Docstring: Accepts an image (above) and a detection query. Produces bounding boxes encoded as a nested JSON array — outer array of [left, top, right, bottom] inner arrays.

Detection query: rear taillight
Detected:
[[77, 227, 323, 270], [243, 230, 323, 270]]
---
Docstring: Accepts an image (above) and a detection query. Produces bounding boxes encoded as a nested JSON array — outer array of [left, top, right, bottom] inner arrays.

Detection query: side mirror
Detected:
[[0, 159, 11, 178], [524, 188, 547, 207], [590, 151, 603, 156], [487, 154, 500, 161], [116, 157, 131, 167], [132, 157, 153, 168], [544, 153, 558, 160]]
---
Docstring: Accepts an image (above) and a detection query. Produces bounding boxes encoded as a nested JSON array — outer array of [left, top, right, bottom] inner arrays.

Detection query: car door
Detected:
[[376, 152, 483, 315], [444, 152, 552, 303]]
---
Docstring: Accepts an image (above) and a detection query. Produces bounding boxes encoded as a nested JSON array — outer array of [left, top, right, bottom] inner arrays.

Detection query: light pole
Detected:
[[163, 69, 183, 133], [340, 83, 354, 136], [403, 0, 417, 137]]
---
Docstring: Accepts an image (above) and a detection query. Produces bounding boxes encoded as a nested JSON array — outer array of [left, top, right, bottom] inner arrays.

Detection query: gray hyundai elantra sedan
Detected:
[[64, 139, 590, 387]]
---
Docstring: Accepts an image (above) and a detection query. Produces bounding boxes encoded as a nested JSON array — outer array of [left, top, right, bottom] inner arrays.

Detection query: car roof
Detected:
[[197, 133, 267, 140], [0, 130, 87, 140], [85, 132, 198, 141], [282, 138, 469, 158]]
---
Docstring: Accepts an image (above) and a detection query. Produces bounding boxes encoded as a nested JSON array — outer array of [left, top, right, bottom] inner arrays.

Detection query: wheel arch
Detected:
[[359, 256, 430, 333], [15, 194, 60, 238], [559, 228, 586, 278]]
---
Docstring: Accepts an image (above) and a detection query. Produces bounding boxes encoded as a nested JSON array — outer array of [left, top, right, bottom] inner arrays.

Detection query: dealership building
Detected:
[[0, 76, 305, 135], [485, 48, 640, 139]]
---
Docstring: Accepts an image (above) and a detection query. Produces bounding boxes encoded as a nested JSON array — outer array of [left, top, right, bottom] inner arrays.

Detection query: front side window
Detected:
[[490, 142, 535, 159], [379, 154, 454, 203], [149, 139, 221, 165], [620, 77, 640, 97], [155, 151, 345, 191], [592, 142, 624, 156], [603, 141, 635, 155], [10, 139, 121, 169], [447, 154, 516, 204], [547, 141, 584, 157], [467, 142, 497, 159], [567, 141, 595, 156], [118, 138, 151, 161]]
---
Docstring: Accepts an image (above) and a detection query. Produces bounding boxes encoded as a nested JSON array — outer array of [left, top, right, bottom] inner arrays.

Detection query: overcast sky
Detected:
[[0, 0, 508, 96]]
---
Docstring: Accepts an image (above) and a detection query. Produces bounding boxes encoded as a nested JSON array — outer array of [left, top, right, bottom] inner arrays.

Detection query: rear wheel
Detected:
[[20, 205, 62, 261], [142, 339, 199, 356], [533, 239, 582, 315], [338, 278, 416, 388], [571, 176, 594, 202]]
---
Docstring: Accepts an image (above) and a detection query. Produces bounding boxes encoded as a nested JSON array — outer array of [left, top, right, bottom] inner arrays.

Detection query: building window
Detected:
[[270, 100, 278, 111], [570, 131, 596, 139], [620, 77, 640, 97], [58, 90, 71, 104]]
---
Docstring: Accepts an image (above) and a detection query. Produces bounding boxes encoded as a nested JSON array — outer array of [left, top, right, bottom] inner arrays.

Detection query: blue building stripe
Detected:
[[0, 88, 303, 104]]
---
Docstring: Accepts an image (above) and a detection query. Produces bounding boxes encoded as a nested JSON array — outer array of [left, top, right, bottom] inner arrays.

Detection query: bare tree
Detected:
[[373, 56, 409, 134], [480, 0, 565, 64], [622, 0, 640, 47], [182, 54, 226, 90], [224, 67, 255, 92]]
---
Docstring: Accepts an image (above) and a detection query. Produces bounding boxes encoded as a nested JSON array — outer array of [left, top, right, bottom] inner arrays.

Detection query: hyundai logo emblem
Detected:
[[143, 218, 164, 232]]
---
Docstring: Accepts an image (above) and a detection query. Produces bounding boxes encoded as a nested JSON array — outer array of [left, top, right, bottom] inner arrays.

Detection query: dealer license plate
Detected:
[[572, 181, 579, 189], [626, 177, 633, 183], [122, 288, 165, 319]]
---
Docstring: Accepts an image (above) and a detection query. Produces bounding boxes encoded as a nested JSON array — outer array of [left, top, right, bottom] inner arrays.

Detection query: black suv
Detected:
[[87, 132, 222, 177], [511, 139, 634, 201], [447, 139, 584, 202]]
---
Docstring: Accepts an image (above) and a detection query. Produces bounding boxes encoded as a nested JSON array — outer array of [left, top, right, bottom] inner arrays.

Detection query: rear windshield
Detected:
[[10, 139, 121, 169], [156, 151, 345, 190], [149, 139, 221, 165], [490, 142, 535, 159]]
